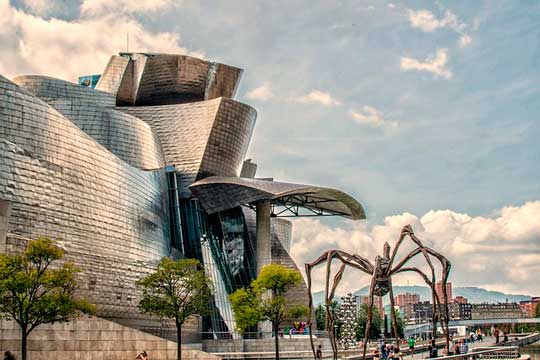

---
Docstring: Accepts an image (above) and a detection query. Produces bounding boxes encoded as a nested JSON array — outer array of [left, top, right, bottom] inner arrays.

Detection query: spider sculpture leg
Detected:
[[362, 274, 377, 360], [389, 225, 452, 352], [388, 277, 400, 345], [306, 250, 373, 360], [306, 251, 350, 360]]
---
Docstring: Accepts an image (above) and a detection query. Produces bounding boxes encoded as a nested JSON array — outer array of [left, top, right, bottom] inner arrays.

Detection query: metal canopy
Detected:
[[189, 176, 366, 220]]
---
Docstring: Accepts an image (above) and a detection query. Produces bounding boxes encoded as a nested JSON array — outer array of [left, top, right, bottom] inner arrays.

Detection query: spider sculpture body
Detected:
[[305, 225, 451, 360]]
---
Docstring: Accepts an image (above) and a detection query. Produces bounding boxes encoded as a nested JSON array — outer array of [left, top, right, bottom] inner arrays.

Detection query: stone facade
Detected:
[[0, 317, 219, 360], [202, 337, 331, 354]]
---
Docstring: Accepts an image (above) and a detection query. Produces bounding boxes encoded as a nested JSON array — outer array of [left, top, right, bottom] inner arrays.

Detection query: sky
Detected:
[[1, 0, 539, 296]]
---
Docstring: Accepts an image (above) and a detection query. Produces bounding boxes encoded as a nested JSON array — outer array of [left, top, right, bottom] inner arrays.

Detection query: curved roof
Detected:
[[12, 75, 115, 107], [189, 176, 366, 220], [96, 53, 243, 106]]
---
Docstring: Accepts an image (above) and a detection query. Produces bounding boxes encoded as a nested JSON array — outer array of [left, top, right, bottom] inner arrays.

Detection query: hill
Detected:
[[311, 286, 531, 306]]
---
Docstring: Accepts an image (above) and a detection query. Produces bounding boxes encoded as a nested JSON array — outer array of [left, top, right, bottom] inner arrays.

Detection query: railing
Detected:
[[212, 346, 524, 360], [211, 349, 334, 359], [201, 330, 331, 340], [433, 346, 522, 360]]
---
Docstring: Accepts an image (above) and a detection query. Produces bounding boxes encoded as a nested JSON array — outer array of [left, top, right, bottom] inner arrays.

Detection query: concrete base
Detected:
[[0, 317, 220, 360], [203, 337, 331, 354]]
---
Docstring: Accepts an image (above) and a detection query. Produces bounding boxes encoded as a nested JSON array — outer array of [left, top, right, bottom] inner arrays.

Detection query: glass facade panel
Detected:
[[78, 74, 101, 88], [166, 173, 256, 336]]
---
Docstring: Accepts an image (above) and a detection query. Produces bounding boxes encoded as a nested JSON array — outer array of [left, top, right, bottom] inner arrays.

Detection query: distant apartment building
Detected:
[[448, 302, 472, 320], [395, 293, 420, 321], [454, 296, 468, 304], [471, 303, 523, 320], [360, 295, 384, 317], [414, 301, 433, 323], [519, 297, 540, 317], [435, 281, 452, 303]]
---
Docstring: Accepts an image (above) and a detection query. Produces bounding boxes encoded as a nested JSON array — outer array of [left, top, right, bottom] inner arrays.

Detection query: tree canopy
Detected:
[[230, 264, 308, 360], [356, 303, 383, 340], [0, 237, 94, 360], [137, 257, 213, 360]]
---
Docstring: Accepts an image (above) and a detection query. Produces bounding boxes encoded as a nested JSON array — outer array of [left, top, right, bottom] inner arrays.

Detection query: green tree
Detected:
[[137, 258, 213, 360], [534, 303, 540, 332], [393, 309, 406, 338], [229, 264, 308, 360], [315, 304, 326, 330], [0, 237, 94, 360], [356, 303, 383, 340]]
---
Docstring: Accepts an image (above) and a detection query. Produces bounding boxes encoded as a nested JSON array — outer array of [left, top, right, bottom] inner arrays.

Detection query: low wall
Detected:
[[203, 337, 331, 354], [501, 333, 540, 347], [0, 316, 219, 360]]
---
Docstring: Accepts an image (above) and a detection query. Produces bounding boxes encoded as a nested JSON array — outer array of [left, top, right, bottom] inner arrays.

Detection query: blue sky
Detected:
[[2, 0, 539, 294]]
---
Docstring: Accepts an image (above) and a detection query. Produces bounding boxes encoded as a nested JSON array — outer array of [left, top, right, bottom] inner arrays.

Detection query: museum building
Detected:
[[0, 53, 365, 341]]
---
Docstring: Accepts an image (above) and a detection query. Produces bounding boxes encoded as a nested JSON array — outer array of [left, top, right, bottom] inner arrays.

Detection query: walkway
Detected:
[[402, 337, 495, 360]]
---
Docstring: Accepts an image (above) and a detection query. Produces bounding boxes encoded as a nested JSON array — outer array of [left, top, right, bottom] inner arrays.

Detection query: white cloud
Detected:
[[408, 9, 442, 32], [408, 9, 465, 33], [407, 8, 472, 47], [246, 83, 274, 101], [349, 106, 398, 128], [0, 1, 198, 81], [293, 90, 342, 107], [400, 48, 453, 79], [81, 0, 176, 16], [459, 34, 472, 47], [291, 201, 540, 295]]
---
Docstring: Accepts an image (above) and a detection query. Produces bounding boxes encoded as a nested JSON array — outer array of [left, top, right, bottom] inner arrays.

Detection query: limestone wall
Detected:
[[0, 317, 220, 360], [203, 337, 331, 354]]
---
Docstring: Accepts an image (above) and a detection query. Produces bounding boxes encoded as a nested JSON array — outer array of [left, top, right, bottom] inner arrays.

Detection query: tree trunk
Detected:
[[176, 319, 182, 360], [21, 327, 28, 360], [273, 321, 280, 360]]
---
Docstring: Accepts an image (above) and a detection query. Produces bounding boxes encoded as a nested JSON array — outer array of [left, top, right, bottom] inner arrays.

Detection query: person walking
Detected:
[[408, 337, 416, 359], [476, 328, 483, 342], [380, 341, 388, 360], [430, 340, 438, 359], [453, 341, 460, 356], [461, 339, 469, 354], [494, 328, 500, 344], [316, 345, 323, 360]]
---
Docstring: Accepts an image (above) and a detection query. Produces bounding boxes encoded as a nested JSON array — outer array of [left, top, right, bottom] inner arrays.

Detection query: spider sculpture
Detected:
[[305, 225, 451, 360]]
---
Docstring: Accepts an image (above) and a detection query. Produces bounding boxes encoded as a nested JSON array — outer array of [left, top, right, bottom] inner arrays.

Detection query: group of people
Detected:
[[493, 328, 509, 344], [442, 339, 468, 356], [469, 328, 484, 343], [287, 321, 309, 337], [373, 341, 404, 360]]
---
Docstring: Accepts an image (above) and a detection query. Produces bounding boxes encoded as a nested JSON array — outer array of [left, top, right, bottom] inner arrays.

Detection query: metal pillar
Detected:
[[255, 200, 273, 338], [255, 200, 272, 274]]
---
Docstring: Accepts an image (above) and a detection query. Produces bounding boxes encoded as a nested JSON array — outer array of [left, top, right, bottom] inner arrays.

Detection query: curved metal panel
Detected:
[[119, 98, 256, 197], [0, 75, 169, 325], [49, 99, 166, 170], [190, 176, 366, 220], [97, 53, 242, 106], [12, 75, 116, 108], [94, 55, 130, 95], [197, 98, 257, 180]]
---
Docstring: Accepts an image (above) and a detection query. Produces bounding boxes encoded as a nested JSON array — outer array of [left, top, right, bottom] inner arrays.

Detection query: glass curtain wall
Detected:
[[167, 172, 257, 337]]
